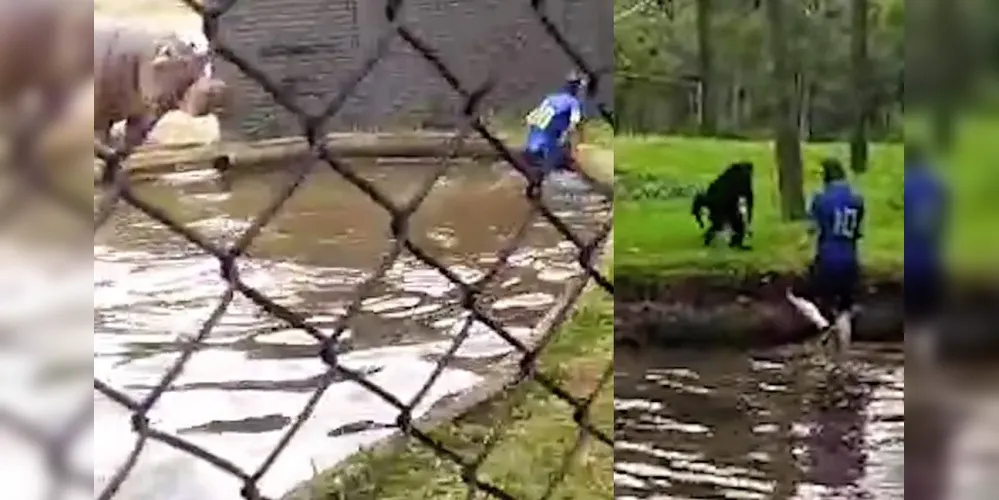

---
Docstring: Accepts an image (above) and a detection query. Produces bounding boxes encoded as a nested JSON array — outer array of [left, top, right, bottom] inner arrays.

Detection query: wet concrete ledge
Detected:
[[615, 272, 999, 358], [97, 131, 506, 178]]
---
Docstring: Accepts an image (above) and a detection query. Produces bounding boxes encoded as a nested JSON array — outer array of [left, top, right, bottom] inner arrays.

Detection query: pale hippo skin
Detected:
[[94, 20, 228, 149], [0, 0, 92, 120]]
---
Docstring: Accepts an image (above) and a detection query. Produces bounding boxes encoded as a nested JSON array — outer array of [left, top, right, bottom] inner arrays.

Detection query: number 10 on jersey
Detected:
[[832, 207, 859, 238], [525, 102, 555, 129]]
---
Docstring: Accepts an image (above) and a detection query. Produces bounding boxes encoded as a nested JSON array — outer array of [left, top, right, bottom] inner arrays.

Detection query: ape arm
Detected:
[[855, 197, 866, 240], [731, 162, 754, 226]]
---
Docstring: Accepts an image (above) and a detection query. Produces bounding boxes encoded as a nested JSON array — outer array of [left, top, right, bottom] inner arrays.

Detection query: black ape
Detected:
[[691, 161, 754, 249]]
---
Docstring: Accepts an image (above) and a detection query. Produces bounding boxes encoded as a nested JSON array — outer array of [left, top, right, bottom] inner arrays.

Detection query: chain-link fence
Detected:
[[37, 0, 617, 499]]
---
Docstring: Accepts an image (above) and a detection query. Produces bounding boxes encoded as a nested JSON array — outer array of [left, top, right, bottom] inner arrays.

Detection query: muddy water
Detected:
[[615, 346, 906, 499], [93, 163, 608, 498]]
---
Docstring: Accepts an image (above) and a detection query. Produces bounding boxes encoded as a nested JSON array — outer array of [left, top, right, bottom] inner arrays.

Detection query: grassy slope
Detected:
[[615, 117, 997, 280], [307, 136, 614, 500]]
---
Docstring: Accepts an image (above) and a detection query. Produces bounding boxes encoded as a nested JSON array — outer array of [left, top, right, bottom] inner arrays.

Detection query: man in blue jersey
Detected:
[[521, 71, 586, 184], [803, 158, 866, 344], [904, 144, 948, 360]]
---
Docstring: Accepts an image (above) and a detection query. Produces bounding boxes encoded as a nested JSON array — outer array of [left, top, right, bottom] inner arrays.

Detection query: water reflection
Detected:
[[92, 162, 609, 497], [614, 346, 904, 500], [909, 364, 999, 500]]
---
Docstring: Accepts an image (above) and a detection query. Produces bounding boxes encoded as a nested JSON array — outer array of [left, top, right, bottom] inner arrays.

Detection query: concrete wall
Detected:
[[213, 0, 612, 140]]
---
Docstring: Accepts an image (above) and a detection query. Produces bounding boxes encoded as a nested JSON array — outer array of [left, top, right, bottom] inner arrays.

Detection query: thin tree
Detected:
[[849, 0, 870, 173], [696, 0, 717, 135], [765, 0, 806, 220], [932, 0, 957, 151]]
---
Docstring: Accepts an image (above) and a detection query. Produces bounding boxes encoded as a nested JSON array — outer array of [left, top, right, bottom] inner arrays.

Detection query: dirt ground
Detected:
[[95, 0, 218, 145]]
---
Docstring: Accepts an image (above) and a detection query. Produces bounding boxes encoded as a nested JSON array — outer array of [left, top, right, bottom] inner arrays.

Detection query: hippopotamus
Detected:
[[0, 0, 92, 121], [94, 21, 228, 149]]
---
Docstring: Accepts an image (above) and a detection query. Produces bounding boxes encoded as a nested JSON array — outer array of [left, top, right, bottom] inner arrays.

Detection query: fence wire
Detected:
[[7, 0, 613, 498]]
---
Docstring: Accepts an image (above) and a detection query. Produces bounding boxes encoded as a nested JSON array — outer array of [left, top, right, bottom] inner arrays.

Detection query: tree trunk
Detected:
[[730, 74, 743, 132], [797, 73, 812, 141], [696, 0, 717, 135], [849, 0, 870, 173], [932, 0, 957, 152], [765, 0, 806, 220]]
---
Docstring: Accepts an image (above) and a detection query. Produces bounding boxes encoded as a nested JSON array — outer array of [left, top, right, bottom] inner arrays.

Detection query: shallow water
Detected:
[[90, 163, 606, 498], [616, 344, 999, 500], [615, 346, 906, 499]]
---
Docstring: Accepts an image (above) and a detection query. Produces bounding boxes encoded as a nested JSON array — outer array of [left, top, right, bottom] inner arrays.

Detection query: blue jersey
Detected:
[[809, 181, 865, 266], [904, 165, 947, 273], [524, 91, 583, 159]]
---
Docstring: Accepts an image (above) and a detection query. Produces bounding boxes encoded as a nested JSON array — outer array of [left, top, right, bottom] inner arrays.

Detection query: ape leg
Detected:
[[703, 210, 726, 246], [726, 210, 750, 250]]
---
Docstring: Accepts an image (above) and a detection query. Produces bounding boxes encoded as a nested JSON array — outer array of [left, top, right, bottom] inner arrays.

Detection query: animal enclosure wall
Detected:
[[213, 0, 612, 140]]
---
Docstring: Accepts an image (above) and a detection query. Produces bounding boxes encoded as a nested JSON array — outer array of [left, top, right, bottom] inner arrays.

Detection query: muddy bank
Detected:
[[616, 272, 999, 357]]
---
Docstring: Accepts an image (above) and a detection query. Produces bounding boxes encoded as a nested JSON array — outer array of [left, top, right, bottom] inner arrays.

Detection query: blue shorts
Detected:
[[806, 258, 860, 314], [905, 265, 945, 320]]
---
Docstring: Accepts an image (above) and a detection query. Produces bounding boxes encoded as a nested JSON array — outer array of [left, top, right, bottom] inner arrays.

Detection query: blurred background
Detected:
[[905, 1, 999, 499]]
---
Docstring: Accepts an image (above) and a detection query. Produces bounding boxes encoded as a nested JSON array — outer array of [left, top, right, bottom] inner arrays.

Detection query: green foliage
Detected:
[[615, 0, 904, 139]]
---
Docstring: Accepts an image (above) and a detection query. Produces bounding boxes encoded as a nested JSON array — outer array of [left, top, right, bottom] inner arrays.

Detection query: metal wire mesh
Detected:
[[6, 0, 612, 498]]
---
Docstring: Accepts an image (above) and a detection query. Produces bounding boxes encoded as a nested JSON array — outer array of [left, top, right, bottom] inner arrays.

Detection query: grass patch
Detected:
[[299, 143, 613, 500], [615, 117, 999, 280]]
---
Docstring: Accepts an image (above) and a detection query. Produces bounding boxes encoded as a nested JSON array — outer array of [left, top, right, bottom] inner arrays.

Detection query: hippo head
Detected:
[[141, 36, 228, 117]]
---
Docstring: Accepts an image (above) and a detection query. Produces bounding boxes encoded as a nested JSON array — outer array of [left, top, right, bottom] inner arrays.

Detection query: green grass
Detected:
[[303, 141, 614, 500], [615, 116, 999, 280]]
